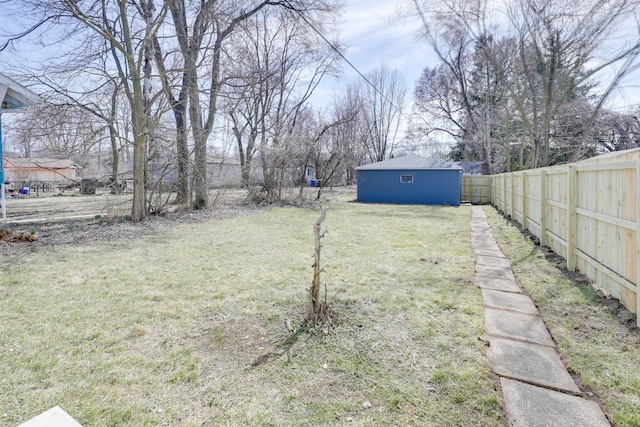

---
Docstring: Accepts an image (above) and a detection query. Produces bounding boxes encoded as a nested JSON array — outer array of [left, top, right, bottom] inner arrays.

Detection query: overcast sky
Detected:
[[328, 0, 640, 111], [337, 0, 430, 78], [1, 0, 638, 111], [310, 0, 434, 106]]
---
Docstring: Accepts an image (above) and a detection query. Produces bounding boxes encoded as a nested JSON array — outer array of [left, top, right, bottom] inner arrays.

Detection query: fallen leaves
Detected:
[[0, 229, 37, 243]]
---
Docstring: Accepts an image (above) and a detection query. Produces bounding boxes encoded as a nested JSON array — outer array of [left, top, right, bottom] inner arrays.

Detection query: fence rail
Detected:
[[490, 158, 639, 325]]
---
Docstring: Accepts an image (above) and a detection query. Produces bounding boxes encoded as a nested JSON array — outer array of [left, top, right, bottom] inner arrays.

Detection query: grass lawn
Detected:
[[485, 206, 640, 427], [0, 197, 501, 426]]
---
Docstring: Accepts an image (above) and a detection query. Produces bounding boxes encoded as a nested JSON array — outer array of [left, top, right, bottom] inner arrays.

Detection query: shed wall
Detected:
[[357, 169, 462, 206]]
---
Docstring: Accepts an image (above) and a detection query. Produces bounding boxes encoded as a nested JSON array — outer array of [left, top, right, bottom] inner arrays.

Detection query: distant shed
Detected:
[[356, 155, 463, 206]]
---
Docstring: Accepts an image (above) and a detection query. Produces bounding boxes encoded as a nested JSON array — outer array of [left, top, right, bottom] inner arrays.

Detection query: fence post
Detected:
[[511, 174, 516, 220], [540, 170, 548, 246], [636, 161, 640, 326], [494, 176, 498, 208], [567, 165, 577, 272], [502, 174, 506, 214], [492, 176, 496, 206], [522, 172, 528, 230]]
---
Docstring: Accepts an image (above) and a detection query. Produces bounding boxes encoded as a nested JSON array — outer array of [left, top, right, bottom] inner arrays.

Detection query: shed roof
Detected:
[[4, 157, 81, 169], [356, 154, 463, 171]]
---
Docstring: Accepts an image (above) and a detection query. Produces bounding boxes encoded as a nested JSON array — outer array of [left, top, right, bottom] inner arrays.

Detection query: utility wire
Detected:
[[282, 0, 410, 121]]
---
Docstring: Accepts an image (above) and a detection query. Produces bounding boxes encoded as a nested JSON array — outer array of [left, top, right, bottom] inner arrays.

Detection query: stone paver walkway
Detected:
[[471, 206, 611, 427], [17, 406, 83, 427]]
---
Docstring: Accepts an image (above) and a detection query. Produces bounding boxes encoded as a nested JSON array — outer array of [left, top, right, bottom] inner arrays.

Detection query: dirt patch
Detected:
[[0, 202, 269, 261], [528, 239, 638, 332], [507, 217, 638, 332]]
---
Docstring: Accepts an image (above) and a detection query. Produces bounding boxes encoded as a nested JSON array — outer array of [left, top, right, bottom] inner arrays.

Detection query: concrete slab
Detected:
[[471, 206, 487, 215], [476, 255, 512, 269], [474, 248, 507, 258], [501, 379, 611, 427], [487, 337, 580, 394], [481, 289, 538, 314], [484, 308, 555, 346], [470, 215, 488, 220], [475, 276, 522, 293], [471, 234, 497, 242], [469, 233, 492, 240], [471, 239, 502, 252], [470, 227, 493, 235], [471, 231, 494, 239], [470, 222, 491, 228], [475, 264, 516, 281], [470, 219, 487, 224], [18, 406, 83, 427]]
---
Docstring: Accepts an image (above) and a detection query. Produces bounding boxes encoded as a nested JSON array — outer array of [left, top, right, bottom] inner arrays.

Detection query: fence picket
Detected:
[[478, 154, 640, 326]]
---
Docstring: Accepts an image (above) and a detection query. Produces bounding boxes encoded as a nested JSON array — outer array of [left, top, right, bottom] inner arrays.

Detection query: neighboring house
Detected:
[[147, 155, 243, 189], [208, 156, 242, 188], [3, 157, 82, 190], [455, 161, 485, 175], [356, 154, 463, 206]]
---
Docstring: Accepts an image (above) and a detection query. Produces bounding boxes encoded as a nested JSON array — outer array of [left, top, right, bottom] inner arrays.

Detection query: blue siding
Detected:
[[357, 169, 462, 206]]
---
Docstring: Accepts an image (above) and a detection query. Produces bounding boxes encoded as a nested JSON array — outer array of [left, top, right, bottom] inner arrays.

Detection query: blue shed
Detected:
[[356, 155, 463, 206]]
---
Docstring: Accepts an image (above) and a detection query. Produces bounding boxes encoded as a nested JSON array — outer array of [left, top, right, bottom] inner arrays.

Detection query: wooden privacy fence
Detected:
[[491, 151, 640, 325], [462, 175, 492, 204]]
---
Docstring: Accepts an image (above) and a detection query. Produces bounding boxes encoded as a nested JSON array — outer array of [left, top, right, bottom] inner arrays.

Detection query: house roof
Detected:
[[356, 154, 463, 171], [207, 155, 241, 165], [455, 161, 484, 174], [0, 73, 39, 110], [4, 157, 81, 169]]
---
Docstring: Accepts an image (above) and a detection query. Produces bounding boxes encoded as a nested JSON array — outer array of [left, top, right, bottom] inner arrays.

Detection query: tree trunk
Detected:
[[109, 86, 120, 194], [309, 205, 327, 324], [192, 129, 208, 209], [173, 100, 189, 204]]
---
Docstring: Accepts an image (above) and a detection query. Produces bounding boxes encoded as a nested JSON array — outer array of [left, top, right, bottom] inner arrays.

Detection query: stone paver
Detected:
[[471, 206, 610, 427], [476, 276, 523, 293], [18, 406, 83, 427], [474, 248, 508, 258], [471, 240, 502, 251], [487, 337, 580, 394], [481, 288, 538, 314], [471, 235, 498, 242], [484, 307, 555, 346], [476, 255, 512, 268], [476, 264, 517, 281], [501, 379, 610, 427]]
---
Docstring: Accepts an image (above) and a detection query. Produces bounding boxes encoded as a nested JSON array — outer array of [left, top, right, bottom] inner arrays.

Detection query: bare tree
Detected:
[[306, 102, 360, 199], [2, 1, 172, 221], [411, 0, 640, 169], [8, 103, 102, 157], [223, 4, 341, 202], [354, 65, 406, 163], [592, 108, 640, 153], [164, 0, 339, 209]]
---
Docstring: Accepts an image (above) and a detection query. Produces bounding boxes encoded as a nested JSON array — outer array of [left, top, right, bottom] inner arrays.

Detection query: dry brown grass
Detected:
[[0, 197, 501, 426]]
